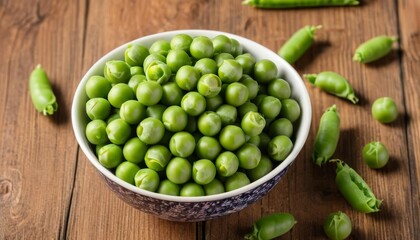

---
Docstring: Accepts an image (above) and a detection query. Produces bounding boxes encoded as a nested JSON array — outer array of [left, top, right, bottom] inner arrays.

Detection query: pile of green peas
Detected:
[[84, 33, 301, 197]]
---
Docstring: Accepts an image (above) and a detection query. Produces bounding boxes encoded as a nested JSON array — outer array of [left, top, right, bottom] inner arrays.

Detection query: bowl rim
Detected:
[[71, 29, 312, 203]]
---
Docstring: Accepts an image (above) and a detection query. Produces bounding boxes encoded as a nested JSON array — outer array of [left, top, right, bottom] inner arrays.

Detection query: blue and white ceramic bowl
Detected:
[[71, 29, 312, 222]]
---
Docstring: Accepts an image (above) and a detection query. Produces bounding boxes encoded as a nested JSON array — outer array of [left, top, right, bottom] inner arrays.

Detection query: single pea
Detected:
[[85, 75, 112, 98], [197, 111, 222, 136], [371, 97, 398, 123], [106, 111, 121, 124], [170, 33, 193, 52], [130, 66, 145, 76], [192, 159, 217, 185], [244, 213, 297, 240], [353, 36, 398, 63], [123, 137, 148, 164], [206, 95, 224, 111], [134, 168, 160, 192], [124, 44, 149, 67], [196, 136, 222, 160], [219, 125, 246, 151], [268, 135, 293, 161], [190, 36, 214, 59], [108, 83, 135, 108], [241, 111, 266, 137], [323, 211, 352, 240], [184, 115, 198, 133], [157, 179, 180, 196], [214, 53, 234, 67], [225, 82, 249, 107], [144, 145, 172, 172], [269, 118, 293, 138], [216, 104, 238, 126], [175, 65, 201, 91], [194, 58, 218, 75], [280, 98, 301, 122], [145, 60, 172, 84], [239, 75, 259, 100], [230, 38, 243, 56], [236, 53, 256, 75], [212, 35, 233, 54], [218, 59, 243, 83], [225, 172, 251, 191], [203, 178, 225, 195], [181, 91, 207, 116], [98, 144, 123, 169], [128, 74, 147, 92], [136, 117, 165, 144], [246, 155, 273, 181], [169, 131, 196, 157], [166, 49, 192, 73], [161, 81, 184, 106], [215, 151, 239, 177], [115, 161, 141, 185], [236, 143, 262, 169], [363, 141, 389, 169], [238, 101, 258, 119], [259, 96, 282, 119], [247, 135, 261, 146], [119, 100, 146, 125], [180, 182, 205, 197], [145, 104, 166, 120], [104, 60, 131, 84], [162, 106, 188, 132], [197, 74, 222, 98], [149, 39, 171, 56], [85, 119, 109, 145], [136, 80, 163, 106], [85, 98, 111, 120], [166, 157, 192, 184], [143, 53, 166, 70], [268, 78, 291, 100], [106, 118, 131, 145], [254, 59, 278, 83]]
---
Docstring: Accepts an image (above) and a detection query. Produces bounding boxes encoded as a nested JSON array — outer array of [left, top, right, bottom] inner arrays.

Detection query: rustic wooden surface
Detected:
[[0, 0, 419, 239]]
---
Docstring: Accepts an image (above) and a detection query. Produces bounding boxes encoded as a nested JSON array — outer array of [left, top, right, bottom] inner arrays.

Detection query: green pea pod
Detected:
[[334, 160, 382, 213], [243, 0, 359, 8], [278, 25, 322, 64], [304, 71, 359, 104], [312, 105, 340, 166], [29, 64, 58, 115], [245, 213, 297, 240], [353, 36, 398, 63]]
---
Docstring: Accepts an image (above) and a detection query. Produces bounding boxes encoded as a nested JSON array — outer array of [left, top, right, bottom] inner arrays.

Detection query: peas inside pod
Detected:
[[83, 33, 302, 197]]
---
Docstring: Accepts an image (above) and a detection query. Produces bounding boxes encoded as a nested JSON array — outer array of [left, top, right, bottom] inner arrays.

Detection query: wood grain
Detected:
[[0, 0, 419, 239]]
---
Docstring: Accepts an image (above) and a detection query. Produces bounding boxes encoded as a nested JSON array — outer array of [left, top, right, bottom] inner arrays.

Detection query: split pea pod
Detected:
[[333, 160, 382, 213], [244, 213, 297, 240], [353, 36, 398, 63], [243, 0, 359, 8], [304, 71, 359, 104], [29, 64, 58, 115], [278, 25, 322, 64], [312, 105, 340, 166]]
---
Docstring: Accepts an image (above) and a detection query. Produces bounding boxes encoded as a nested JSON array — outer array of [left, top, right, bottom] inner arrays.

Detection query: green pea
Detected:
[[215, 151, 239, 177], [166, 157, 192, 184], [98, 144, 123, 169], [194, 58, 218, 75], [123, 137, 148, 164], [115, 161, 141, 185], [145, 60, 172, 84], [353, 36, 397, 63], [267, 78, 291, 100], [312, 105, 340, 166], [225, 82, 249, 107], [175, 65, 201, 91], [230, 38, 243, 56], [136, 117, 165, 144], [219, 125, 246, 151], [214, 53, 234, 67], [169, 132, 196, 157], [212, 35, 233, 54], [181, 91, 207, 116], [216, 104, 238, 126], [144, 145, 172, 172], [106, 118, 131, 145], [130, 66, 145, 76], [157, 179, 180, 196], [119, 100, 146, 125], [85, 75, 112, 99], [85, 119, 109, 145], [241, 111, 266, 137], [218, 59, 243, 83], [134, 168, 160, 192], [136, 81, 163, 106], [170, 33, 193, 52], [280, 98, 301, 122], [106, 111, 121, 124], [334, 160, 382, 213], [197, 111, 222, 136], [161, 81, 184, 106], [190, 36, 214, 59], [238, 101, 258, 119], [268, 135, 293, 161], [196, 136, 222, 160], [143, 53, 166, 70], [246, 155, 273, 181], [259, 96, 282, 119], [268, 118, 293, 138], [243, 0, 359, 8], [192, 159, 217, 185], [104, 60, 131, 84], [166, 49, 192, 72], [225, 172, 250, 191], [278, 25, 322, 64], [149, 39, 171, 56], [323, 211, 352, 240], [304, 71, 359, 104], [203, 179, 225, 195], [239, 75, 259, 100], [362, 141, 389, 169], [253, 59, 278, 83], [124, 44, 149, 67], [244, 213, 296, 240], [371, 97, 398, 123], [236, 143, 262, 169], [206, 95, 224, 111], [128, 74, 147, 92], [180, 182, 205, 197], [162, 106, 188, 132], [236, 53, 256, 75], [259, 132, 271, 152], [197, 74, 222, 97], [108, 83, 135, 108], [247, 135, 261, 146], [145, 104, 166, 120], [85, 98, 111, 120]]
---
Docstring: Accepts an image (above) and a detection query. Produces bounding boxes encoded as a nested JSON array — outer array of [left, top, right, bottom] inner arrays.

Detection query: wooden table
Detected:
[[1, 0, 419, 239]]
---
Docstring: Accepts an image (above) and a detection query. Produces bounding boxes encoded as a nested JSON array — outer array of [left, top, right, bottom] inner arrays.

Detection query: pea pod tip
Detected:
[[303, 74, 317, 84]]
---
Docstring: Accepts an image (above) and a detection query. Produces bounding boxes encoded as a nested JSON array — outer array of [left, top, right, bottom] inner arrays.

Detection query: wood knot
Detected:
[[0, 179, 13, 203]]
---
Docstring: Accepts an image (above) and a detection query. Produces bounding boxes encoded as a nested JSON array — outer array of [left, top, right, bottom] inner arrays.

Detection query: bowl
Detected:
[[71, 29, 312, 222]]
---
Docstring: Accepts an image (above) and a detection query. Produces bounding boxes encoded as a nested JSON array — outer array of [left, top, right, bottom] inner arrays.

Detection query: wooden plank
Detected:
[[0, 0, 86, 239]]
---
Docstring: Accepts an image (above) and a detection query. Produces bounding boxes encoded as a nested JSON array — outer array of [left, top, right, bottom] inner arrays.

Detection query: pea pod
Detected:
[[29, 64, 58, 115], [333, 160, 382, 213], [278, 25, 322, 64], [243, 0, 359, 8], [353, 36, 398, 63], [245, 213, 296, 240], [304, 71, 359, 104], [312, 105, 340, 166]]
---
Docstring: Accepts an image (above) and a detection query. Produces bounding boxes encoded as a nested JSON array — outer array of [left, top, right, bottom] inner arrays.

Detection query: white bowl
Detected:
[[71, 29, 312, 222]]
